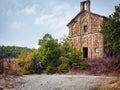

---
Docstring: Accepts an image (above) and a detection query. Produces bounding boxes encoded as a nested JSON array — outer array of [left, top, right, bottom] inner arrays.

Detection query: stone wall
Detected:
[[69, 16, 81, 49]]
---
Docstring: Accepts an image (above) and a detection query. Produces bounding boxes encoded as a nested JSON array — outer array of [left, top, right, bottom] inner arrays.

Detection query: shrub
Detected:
[[71, 60, 89, 70], [72, 63, 79, 69], [57, 63, 69, 73], [45, 65, 57, 74], [16, 49, 40, 75], [80, 62, 90, 70]]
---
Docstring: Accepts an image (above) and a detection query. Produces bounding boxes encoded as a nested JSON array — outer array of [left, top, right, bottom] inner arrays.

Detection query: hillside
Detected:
[[0, 46, 32, 58]]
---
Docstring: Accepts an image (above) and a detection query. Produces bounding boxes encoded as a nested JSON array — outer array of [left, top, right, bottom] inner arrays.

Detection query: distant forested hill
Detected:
[[0, 46, 32, 58]]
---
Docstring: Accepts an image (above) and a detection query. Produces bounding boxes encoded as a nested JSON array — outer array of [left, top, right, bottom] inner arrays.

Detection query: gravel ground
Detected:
[[10, 75, 114, 90]]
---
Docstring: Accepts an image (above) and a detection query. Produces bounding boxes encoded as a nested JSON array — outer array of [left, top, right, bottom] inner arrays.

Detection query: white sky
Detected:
[[0, 0, 120, 48]]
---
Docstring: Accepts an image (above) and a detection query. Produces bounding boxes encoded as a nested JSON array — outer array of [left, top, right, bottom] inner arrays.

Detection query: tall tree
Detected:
[[101, 4, 120, 61], [38, 34, 61, 67]]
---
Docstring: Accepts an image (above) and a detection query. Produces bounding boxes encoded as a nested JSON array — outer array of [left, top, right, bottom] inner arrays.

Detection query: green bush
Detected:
[[57, 63, 69, 73], [71, 60, 89, 70], [72, 63, 79, 69], [45, 65, 57, 74], [80, 62, 90, 70]]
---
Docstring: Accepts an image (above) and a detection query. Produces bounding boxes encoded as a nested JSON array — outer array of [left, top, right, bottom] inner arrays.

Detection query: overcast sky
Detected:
[[0, 0, 120, 48]]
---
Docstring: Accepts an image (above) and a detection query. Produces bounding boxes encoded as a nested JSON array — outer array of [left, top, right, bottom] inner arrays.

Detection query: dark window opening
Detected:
[[9, 60, 11, 63], [83, 47, 88, 58], [83, 25, 88, 32]]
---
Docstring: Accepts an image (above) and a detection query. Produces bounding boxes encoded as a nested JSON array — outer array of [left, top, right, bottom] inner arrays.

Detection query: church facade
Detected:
[[67, 0, 106, 58]]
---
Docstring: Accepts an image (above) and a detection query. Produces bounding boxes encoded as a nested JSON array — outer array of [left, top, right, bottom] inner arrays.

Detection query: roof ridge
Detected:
[[67, 10, 107, 26]]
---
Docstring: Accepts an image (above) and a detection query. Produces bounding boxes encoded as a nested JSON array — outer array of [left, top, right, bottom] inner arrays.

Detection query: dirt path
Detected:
[[11, 75, 114, 90]]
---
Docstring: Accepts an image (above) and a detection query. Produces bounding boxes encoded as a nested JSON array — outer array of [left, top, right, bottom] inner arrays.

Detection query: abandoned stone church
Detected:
[[67, 0, 107, 58]]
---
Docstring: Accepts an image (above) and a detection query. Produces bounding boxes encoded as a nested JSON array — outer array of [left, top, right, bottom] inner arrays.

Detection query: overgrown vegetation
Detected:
[[16, 49, 40, 74], [101, 4, 120, 63], [57, 63, 69, 73], [16, 34, 89, 74]]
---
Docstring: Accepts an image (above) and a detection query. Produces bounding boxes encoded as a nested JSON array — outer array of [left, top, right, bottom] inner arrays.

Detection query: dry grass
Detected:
[[67, 57, 120, 76], [87, 57, 120, 76], [93, 77, 120, 90]]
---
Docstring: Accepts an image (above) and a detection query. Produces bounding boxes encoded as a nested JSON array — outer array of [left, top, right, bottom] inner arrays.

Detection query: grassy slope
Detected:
[[94, 77, 120, 90]]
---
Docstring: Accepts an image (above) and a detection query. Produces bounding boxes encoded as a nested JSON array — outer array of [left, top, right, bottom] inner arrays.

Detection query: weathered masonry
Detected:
[[67, 0, 106, 58]]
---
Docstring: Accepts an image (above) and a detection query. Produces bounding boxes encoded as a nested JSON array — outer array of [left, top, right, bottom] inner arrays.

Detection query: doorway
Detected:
[[83, 47, 88, 58]]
